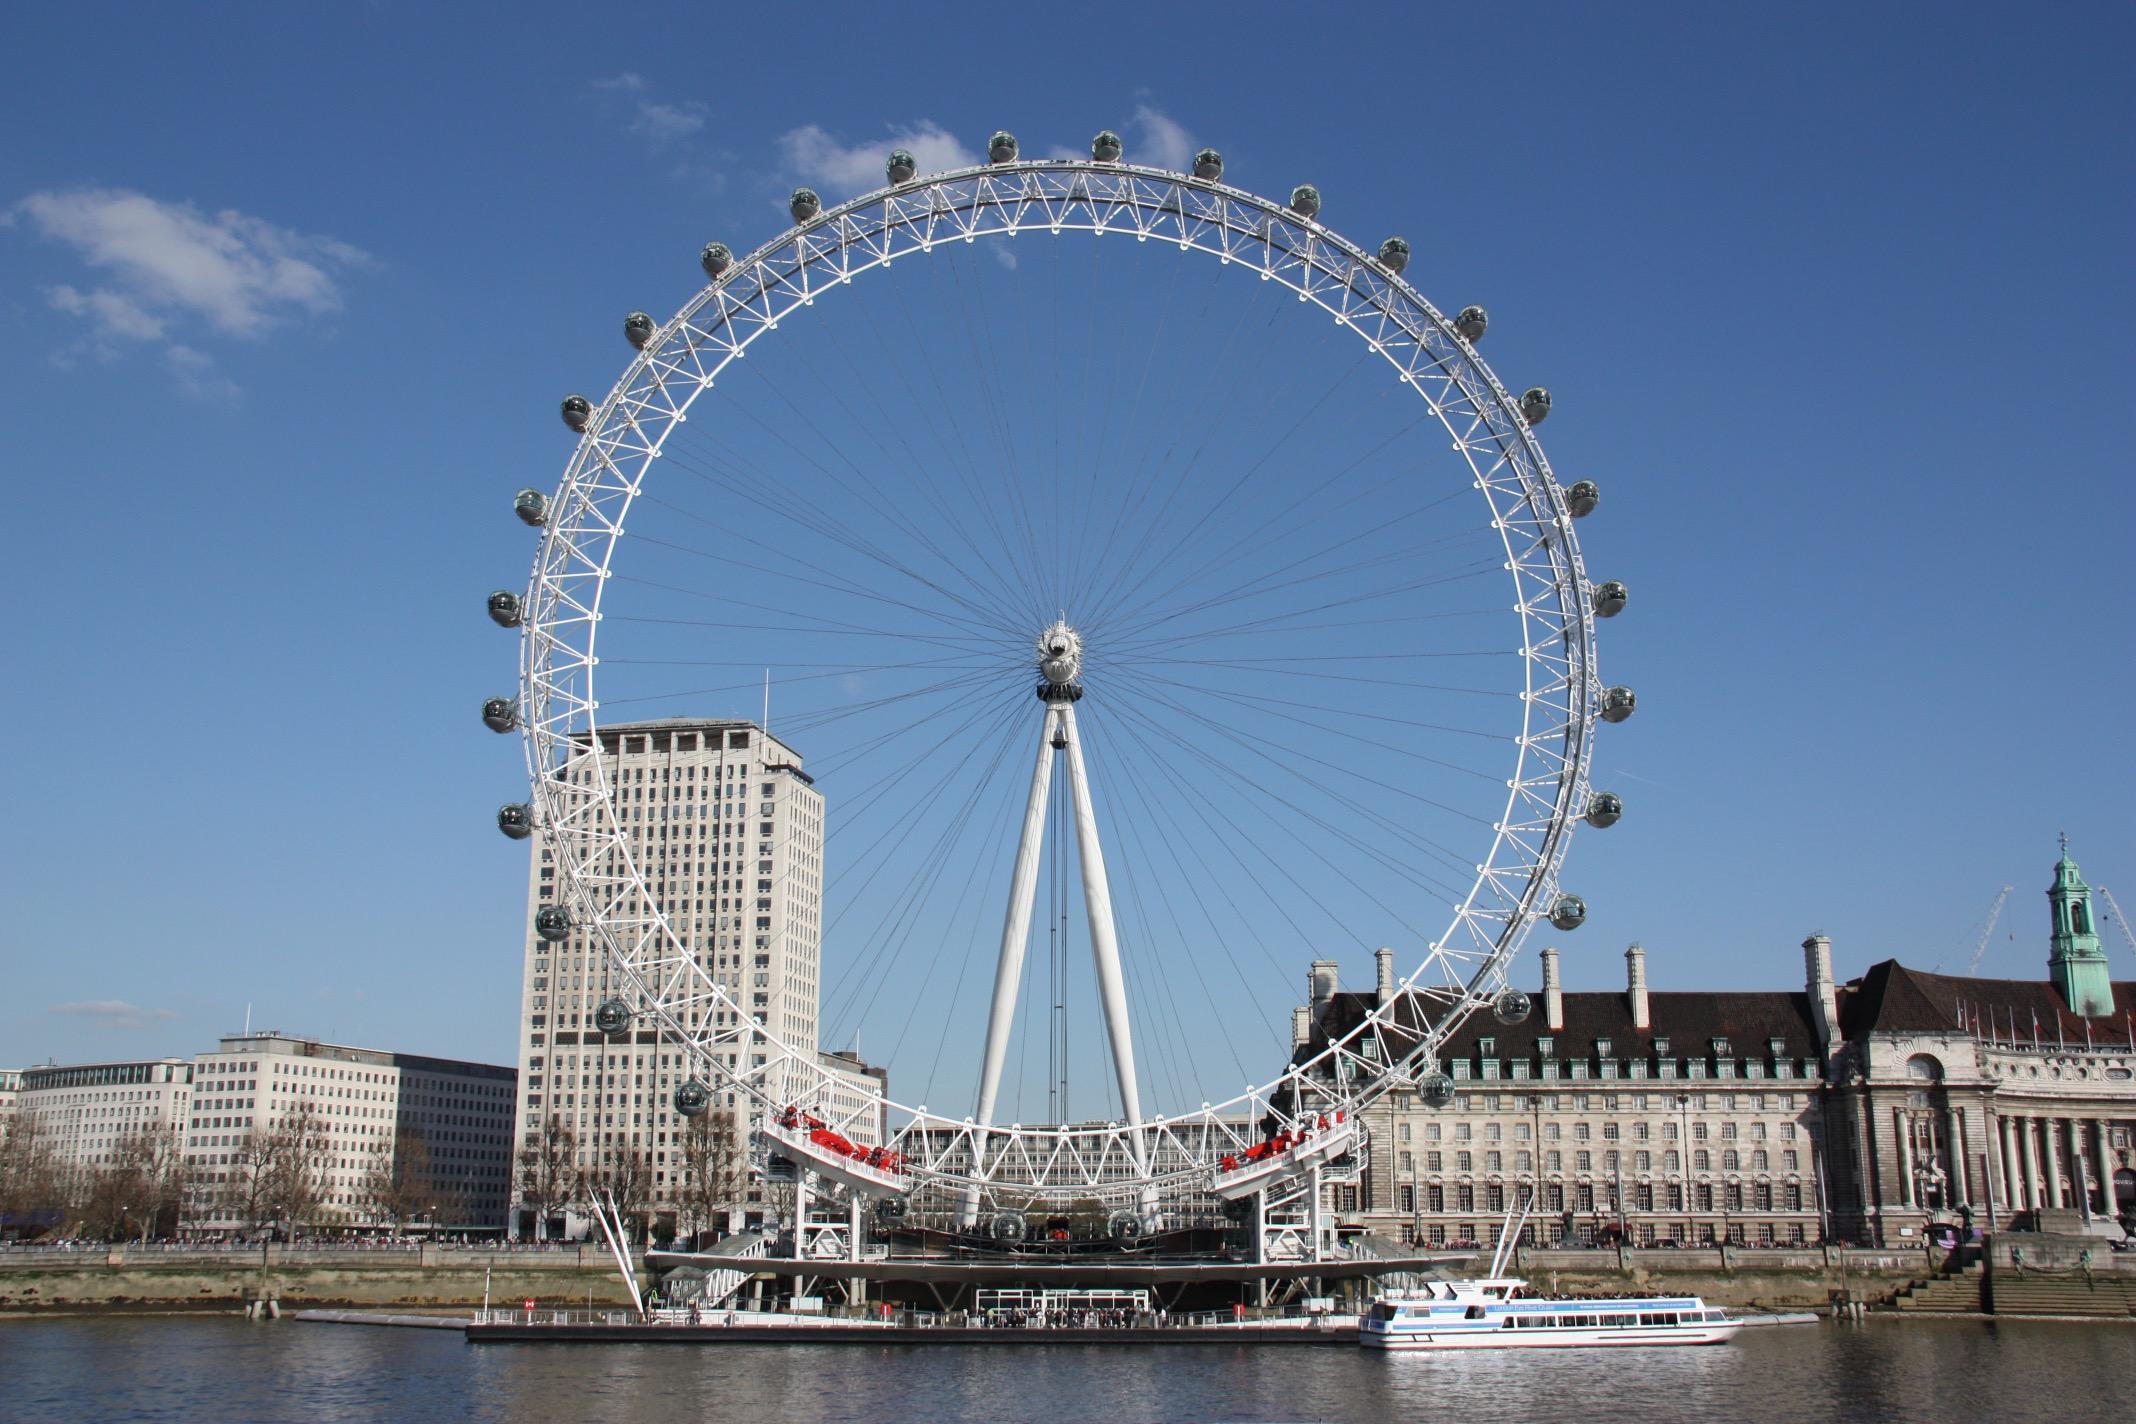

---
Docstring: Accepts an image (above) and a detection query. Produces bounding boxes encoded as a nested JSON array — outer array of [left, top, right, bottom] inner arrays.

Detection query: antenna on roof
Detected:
[[763, 668, 771, 735]]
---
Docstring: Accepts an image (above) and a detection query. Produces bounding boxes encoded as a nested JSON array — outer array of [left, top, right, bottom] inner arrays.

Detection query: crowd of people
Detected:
[[978, 1307, 1156, 1329], [1217, 1110, 1347, 1175]]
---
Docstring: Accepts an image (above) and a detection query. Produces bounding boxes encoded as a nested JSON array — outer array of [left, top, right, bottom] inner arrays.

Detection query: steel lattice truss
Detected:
[[515, 158, 1604, 1209]]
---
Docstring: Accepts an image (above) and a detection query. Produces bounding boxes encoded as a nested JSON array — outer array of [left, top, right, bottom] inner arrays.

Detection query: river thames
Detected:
[[2, 1316, 2131, 1422]]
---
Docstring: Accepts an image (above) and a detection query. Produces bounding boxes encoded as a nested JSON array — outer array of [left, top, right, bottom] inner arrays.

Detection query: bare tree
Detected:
[[673, 1110, 746, 1246], [0, 1116, 67, 1240], [221, 1104, 331, 1238], [74, 1124, 188, 1242], [358, 1129, 440, 1234], [515, 1115, 578, 1241], [583, 1136, 657, 1244]]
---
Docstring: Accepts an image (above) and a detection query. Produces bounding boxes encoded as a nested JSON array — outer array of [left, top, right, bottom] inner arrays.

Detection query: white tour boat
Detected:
[[1359, 1195, 1738, 1350], [1360, 1278, 1738, 1350]]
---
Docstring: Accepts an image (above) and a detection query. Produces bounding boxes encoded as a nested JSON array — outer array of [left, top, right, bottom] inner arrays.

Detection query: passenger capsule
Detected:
[[988, 131, 1019, 164], [1108, 1210, 1142, 1239], [1549, 894, 1588, 931], [1288, 184, 1321, 219], [1520, 387, 1552, 426], [513, 488, 548, 527], [593, 999, 631, 1039], [1585, 791, 1624, 828], [991, 1212, 1025, 1241], [1564, 480, 1600, 518], [673, 1079, 711, 1117], [1377, 236, 1410, 274], [1493, 988, 1533, 1025], [1454, 305, 1488, 343], [789, 187, 821, 222], [1599, 685, 1638, 724], [624, 311, 655, 349], [535, 906, 572, 942], [1420, 1072, 1456, 1107], [1193, 147, 1224, 180], [560, 394, 592, 432], [701, 242, 734, 280], [1592, 580, 1628, 618], [481, 697, 519, 734], [487, 590, 523, 628], [496, 802, 533, 839], [1091, 129, 1122, 163], [886, 149, 917, 184]]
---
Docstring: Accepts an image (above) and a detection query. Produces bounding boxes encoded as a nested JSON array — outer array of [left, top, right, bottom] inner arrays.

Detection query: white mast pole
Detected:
[[962, 702, 1060, 1225], [1058, 699, 1149, 1178]]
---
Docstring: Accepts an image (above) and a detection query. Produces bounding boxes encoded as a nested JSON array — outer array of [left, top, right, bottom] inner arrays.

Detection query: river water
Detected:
[[2, 1316, 2129, 1422]]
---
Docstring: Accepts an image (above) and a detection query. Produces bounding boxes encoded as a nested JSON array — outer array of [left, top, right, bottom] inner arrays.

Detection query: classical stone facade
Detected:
[[1307, 946, 1828, 1248], [1301, 842, 2135, 1248]]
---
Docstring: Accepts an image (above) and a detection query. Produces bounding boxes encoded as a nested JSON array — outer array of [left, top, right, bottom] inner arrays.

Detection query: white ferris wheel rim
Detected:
[[514, 155, 1605, 1201]]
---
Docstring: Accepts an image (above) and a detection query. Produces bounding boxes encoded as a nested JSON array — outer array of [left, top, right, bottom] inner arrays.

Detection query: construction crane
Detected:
[[2097, 886, 2136, 959], [1964, 885, 2015, 976]]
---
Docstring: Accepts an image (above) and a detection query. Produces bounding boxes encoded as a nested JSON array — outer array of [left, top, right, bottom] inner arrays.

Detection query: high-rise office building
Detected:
[[6, 1059, 194, 1170], [181, 1033, 515, 1233], [3, 1038, 513, 1236], [509, 717, 883, 1238]]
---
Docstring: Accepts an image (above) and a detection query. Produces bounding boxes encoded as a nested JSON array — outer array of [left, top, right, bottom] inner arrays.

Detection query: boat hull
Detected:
[[1362, 1322, 1738, 1350]]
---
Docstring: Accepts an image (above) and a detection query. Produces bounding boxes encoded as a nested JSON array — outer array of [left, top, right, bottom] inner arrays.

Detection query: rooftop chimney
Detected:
[[1803, 933, 1839, 1055], [1292, 1004, 1313, 1050], [1626, 942, 1650, 1030], [1540, 946, 1564, 1032], [1310, 958, 1340, 1010], [1375, 946, 1396, 1006]]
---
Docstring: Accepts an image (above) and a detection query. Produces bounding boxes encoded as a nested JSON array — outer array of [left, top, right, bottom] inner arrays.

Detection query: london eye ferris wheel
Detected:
[[482, 128, 1634, 1226]]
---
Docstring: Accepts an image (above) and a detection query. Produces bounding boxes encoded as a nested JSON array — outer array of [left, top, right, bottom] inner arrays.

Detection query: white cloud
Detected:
[[48, 283, 164, 341], [49, 999, 178, 1029], [165, 344, 241, 403], [15, 188, 367, 338], [591, 72, 647, 92], [777, 121, 981, 196], [632, 99, 707, 142], [11, 188, 363, 398], [1130, 105, 1195, 173]]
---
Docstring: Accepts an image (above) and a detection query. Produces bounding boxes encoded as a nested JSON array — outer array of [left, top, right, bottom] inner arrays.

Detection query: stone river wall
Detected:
[[0, 1244, 639, 1313]]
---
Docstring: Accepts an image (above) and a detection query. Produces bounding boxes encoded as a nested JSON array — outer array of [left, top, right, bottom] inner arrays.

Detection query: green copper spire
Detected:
[[2048, 834, 2112, 1017]]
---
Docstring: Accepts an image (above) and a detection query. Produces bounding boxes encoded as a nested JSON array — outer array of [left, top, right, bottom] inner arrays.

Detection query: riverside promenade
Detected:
[[6, 1238, 2127, 1319], [0, 1241, 632, 1314]]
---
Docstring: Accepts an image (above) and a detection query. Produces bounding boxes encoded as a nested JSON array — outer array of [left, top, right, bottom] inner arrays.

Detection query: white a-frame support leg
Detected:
[[1058, 699, 1149, 1178], [962, 697, 1147, 1226]]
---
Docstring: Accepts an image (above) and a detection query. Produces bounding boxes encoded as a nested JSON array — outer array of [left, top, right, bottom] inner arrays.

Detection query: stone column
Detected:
[[1895, 1108, 1915, 1207], [1946, 1109, 1968, 1206], [2044, 1118, 2066, 1210], [2098, 1120, 2119, 1218], [1999, 1116, 2020, 1208], [2021, 1117, 2044, 1212]]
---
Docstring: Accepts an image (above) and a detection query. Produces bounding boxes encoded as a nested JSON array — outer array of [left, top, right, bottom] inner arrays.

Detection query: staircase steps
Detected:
[[1989, 1273, 2136, 1318], [1893, 1263, 1985, 1313]]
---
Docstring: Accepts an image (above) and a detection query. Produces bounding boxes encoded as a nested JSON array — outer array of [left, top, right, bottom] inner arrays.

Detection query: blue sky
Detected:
[[3, 3, 2131, 1111]]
